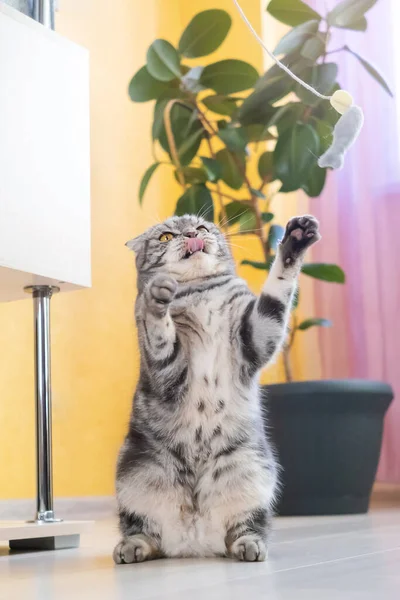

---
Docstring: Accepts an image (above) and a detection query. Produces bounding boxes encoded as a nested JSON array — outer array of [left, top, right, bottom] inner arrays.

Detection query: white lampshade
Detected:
[[0, 3, 91, 302]]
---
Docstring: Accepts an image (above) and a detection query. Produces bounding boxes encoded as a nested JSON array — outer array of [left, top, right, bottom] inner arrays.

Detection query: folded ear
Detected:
[[125, 234, 144, 253]]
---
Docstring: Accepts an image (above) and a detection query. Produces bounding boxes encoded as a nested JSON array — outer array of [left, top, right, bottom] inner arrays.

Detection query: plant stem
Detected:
[[258, 176, 272, 193], [208, 189, 252, 204], [325, 45, 346, 56], [282, 344, 293, 383], [194, 104, 219, 137], [231, 153, 270, 262], [163, 100, 186, 189], [204, 134, 228, 229], [282, 310, 298, 382], [289, 312, 298, 349], [191, 99, 228, 229]]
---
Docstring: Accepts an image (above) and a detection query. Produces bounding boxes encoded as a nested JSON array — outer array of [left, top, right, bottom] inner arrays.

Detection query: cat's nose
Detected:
[[184, 230, 197, 238]]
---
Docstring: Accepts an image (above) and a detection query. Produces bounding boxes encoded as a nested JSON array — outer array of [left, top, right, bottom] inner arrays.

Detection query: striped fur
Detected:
[[114, 214, 320, 563]]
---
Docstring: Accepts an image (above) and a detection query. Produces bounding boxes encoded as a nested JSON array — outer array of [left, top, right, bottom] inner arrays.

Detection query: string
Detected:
[[232, 0, 331, 101]]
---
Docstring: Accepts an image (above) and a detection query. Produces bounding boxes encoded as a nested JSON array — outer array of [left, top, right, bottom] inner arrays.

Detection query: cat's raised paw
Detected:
[[230, 536, 267, 562], [113, 536, 156, 564], [280, 215, 320, 265]]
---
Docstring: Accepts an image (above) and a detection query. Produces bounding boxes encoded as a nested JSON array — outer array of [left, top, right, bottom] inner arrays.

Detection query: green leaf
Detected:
[[311, 86, 341, 127], [295, 63, 338, 105], [202, 94, 239, 116], [293, 287, 300, 309], [268, 224, 285, 250], [239, 211, 257, 233], [238, 91, 277, 126], [333, 16, 367, 31], [178, 9, 232, 58], [344, 46, 393, 96], [200, 60, 259, 95], [215, 148, 245, 190], [274, 123, 320, 192], [181, 66, 206, 93], [243, 125, 275, 143], [302, 263, 345, 283], [272, 103, 304, 133], [217, 119, 228, 130], [313, 118, 334, 153], [152, 91, 190, 140], [128, 66, 170, 102], [223, 201, 249, 225], [274, 20, 319, 55], [152, 98, 168, 141], [175, 184, 214, 220], [200, 157, 222, 182], [302, 164, 327, 197], [302, 119, 330, 197], [297, 317, 332, 331], [175, 167, 208, 185], [327, 0, 377, 28], [158, 103, 204, 166], [300, 33, 326, 62], [146, 40, 181, 82], [252, 74, 294, 107], [139, 163, 160, 205], [241, 257, 274, 270], [258, 152, 274, 180], [176, 128, 204, 164], [261, 212, 274, 223], [267, 0, 322, 26], [252, 53, 310, 107], [218, 128, 247, 152]]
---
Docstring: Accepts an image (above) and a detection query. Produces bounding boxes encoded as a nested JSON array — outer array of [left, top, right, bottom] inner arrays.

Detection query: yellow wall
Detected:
[[0, 0, 317, 500]]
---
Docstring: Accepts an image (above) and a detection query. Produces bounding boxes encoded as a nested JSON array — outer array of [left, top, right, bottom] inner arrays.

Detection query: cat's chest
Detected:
[[171, 294, 231, 392], [171, 293, 229, 342]]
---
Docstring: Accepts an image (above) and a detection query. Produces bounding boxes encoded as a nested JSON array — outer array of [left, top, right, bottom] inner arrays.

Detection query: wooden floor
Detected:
[[1, 504, 400, 600]]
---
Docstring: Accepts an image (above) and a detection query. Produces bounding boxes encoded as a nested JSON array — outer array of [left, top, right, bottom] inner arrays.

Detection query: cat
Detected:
[[114, 213, 320, 564]]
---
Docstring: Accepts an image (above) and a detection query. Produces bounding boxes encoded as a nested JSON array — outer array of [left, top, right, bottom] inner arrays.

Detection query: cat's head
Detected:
[[126, 215, 234, 287]]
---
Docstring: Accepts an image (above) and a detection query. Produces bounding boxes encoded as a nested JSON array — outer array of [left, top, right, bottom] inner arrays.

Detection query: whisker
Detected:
[[217, 208, 252, 230], [225, 242, 247, 251], [306, 147, 319, 160], [223, 227, 265, 237], [147, 214, 161, 227], [196, 204, 211, 221]]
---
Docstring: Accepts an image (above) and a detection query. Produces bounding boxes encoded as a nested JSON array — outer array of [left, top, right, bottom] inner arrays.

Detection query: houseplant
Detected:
[[128, 0, 393, 515]]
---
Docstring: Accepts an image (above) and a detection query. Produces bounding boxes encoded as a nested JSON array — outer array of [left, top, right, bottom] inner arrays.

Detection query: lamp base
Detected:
[[1, 520, 93, 551]]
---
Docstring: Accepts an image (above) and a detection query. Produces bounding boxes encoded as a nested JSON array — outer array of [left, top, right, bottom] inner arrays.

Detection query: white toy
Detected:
[[233, 0, 364, 171], [318, 104, 364, 169]]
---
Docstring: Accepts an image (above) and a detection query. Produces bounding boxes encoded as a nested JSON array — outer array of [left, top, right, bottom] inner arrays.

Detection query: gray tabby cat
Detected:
[[114, 213, 320, 564]]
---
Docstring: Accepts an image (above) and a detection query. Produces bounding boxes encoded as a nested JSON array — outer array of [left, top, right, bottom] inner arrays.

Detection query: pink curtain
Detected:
[[309, 0, 400, 482]]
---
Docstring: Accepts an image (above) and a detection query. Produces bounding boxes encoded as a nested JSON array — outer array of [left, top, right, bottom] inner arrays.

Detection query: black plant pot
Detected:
[[262, 380, 393, 516]]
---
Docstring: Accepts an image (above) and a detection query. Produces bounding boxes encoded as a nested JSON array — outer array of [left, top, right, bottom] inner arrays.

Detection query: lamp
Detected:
[[0, 0, 92, 549]]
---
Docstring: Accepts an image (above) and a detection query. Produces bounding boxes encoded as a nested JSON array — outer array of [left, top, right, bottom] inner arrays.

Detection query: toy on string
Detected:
[[232, 0, 364, 170]]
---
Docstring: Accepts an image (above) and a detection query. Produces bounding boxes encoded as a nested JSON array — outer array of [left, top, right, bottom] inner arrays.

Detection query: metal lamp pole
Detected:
[[33, 0, 55, 30], [24, 286, 60, 522], [25, 0, 58, 524]]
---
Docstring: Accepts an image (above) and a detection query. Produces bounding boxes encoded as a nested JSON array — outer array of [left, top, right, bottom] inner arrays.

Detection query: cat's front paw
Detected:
[[146, 274, 178, 316], [113, 536, 156, 564], [230, 536, 267, 562], [280, 215, 321, 266]]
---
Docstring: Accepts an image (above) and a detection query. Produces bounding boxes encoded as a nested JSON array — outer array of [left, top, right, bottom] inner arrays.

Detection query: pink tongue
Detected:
[[186, 238, 204, 252]]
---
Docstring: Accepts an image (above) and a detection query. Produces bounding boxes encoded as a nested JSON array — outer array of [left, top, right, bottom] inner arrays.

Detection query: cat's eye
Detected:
[[197, 225, 209, 233], [159, 232, 174, 243]]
